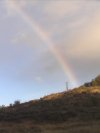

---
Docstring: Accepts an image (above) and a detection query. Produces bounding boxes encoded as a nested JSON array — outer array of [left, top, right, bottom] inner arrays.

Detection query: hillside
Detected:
[[1, 86, 100, 122], [0, 75, 100, 132]]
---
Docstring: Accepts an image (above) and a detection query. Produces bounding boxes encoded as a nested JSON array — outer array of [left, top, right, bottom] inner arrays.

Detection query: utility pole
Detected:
[[66, 81, 68, 91]]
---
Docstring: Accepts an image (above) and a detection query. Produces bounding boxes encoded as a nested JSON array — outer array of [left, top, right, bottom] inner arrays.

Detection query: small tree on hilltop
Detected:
[[13, 100, 20, 106], [92, 75, 100, 86]]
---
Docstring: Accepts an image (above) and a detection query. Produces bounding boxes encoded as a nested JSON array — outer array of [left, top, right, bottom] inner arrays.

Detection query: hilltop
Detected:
[[0, 75, 100, 133]]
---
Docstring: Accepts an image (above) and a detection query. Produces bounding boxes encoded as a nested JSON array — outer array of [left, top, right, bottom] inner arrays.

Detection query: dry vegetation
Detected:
[[0, 75, 100, 132], [0, 121, 100, 133]]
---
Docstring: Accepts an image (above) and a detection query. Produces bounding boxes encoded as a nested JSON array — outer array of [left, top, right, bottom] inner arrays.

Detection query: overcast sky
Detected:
[[0, 0, 100, 105]]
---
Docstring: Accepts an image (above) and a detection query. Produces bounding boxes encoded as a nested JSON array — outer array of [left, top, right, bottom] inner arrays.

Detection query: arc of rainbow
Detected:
[[6, 0, 79, 88]]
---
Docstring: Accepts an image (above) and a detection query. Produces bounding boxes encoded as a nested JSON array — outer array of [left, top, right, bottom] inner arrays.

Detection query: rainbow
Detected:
[[7, 1, 79, 88]]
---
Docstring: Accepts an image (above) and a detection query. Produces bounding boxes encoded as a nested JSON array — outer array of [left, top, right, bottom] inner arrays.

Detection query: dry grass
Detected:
[[0, 120, 100, 133]]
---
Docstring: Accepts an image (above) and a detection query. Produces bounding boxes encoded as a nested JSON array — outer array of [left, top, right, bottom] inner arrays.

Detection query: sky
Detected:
[[0, 0, 100, 105]]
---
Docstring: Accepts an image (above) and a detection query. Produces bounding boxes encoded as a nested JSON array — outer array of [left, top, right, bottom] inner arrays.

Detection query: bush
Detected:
[[13, 100, 21, 106], [92, 75, 100, 86], [84, 75, 100, 87]]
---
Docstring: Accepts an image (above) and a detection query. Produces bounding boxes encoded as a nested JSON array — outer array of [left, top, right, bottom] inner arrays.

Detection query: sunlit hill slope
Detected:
[[0, 75, 100, 123]]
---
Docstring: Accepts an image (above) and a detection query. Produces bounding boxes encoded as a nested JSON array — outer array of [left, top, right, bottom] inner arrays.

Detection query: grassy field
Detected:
[[0, 120, 100, 133]]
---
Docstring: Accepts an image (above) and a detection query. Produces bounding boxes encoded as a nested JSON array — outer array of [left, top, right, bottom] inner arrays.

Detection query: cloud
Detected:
[[41, 1, 100, 61], [4, 0, 37, 17], [12, 31, 34, 45], [42, 0, 100, 36], [35, 76, 44, 83], [4, 0, 16, 16], [14, 47, 63, 85], [67, 11, 100, 59], [44, 1, 81, 19], [1, 0, 100, 87]]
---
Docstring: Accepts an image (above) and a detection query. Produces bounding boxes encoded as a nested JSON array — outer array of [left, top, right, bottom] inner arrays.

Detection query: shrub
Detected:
[[92, 75, 100, 86], [13, 100, 21, 106]]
